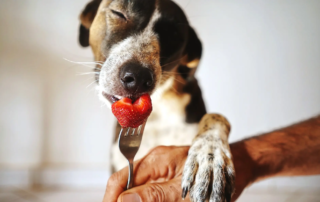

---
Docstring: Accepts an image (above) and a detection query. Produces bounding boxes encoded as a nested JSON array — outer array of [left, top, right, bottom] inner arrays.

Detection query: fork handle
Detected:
[[126, 159, 134, 190]]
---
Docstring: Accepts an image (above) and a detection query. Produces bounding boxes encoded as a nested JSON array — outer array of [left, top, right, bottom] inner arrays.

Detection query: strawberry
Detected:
[[111, 94, 152, 128]]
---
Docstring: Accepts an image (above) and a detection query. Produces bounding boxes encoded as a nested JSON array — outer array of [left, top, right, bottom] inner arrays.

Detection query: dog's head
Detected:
[[79, 0, 202, 105]]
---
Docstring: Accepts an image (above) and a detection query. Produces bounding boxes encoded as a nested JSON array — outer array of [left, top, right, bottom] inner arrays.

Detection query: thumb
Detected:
[[117, 178, 188, 202]]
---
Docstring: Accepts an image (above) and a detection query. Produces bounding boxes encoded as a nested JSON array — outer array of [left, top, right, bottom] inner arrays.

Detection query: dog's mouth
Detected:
[[102, 92, 121, 104], [102, 92, 142, 104]]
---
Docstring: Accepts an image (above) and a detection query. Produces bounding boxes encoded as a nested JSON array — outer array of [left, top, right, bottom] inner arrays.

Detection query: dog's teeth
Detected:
[[114, 95, 123, 99]]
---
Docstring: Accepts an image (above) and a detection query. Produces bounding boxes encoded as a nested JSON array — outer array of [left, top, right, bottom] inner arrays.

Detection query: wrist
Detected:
[[238, 132, 286, 182], [230, 141, 257, 186]]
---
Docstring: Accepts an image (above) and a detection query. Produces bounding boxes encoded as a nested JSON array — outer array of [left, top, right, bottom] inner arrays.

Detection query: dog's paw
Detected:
[[181, 133, 235, 202]]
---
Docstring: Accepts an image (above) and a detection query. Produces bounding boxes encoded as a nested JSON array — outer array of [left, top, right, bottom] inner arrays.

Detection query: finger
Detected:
[[134, 146, 188, 185], [104, 146, 189, 202], [118, 178, 190, 202], [103, 158, 153, 202], [103, 170, 128, 202]]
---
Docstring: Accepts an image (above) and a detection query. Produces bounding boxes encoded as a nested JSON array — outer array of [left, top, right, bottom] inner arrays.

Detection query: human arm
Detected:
[[103, 116, 320, 202], [231, 115, 320, 199]]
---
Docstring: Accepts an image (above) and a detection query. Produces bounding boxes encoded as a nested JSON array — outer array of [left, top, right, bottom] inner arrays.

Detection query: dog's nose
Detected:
[[120, 63, 154, 94]]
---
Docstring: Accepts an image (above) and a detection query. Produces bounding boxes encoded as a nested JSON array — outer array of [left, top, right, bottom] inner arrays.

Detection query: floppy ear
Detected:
[[178, 26, 202, 80], [180, 27, 206, 123], [79, 0, 102, 47]]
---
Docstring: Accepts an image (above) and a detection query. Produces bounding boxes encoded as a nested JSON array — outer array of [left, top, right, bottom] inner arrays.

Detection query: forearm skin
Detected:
[[231, 116, 320, 184]]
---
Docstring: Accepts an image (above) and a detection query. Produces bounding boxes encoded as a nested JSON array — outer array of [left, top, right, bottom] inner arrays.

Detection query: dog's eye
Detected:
[[111, 9, 127, 21]]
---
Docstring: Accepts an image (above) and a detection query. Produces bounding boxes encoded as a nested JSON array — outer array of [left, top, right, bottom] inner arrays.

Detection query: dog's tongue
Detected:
[[111, 94, 152, 128]]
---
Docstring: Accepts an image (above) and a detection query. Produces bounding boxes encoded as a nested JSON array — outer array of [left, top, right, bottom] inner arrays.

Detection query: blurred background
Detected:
[[0, 0, 319, 201]]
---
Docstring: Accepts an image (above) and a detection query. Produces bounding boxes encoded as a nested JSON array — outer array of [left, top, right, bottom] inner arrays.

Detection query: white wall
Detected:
[[0, 0, 319, 194], [0, 0, 114, 187], [174, 0, 320, 142]]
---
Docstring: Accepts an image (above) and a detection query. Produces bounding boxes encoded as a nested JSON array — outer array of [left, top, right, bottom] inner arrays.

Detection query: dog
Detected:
[[79, 0, 235, 201]]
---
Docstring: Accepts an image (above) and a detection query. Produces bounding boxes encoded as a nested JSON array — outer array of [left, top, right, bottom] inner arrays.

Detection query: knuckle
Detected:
[[149, 145, 170, 155], [107, 172, 121, 187], [144, 184, 166, 202]]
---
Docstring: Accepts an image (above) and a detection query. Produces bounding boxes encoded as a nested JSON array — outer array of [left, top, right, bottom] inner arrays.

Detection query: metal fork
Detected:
[[118, 121, 147, 190]]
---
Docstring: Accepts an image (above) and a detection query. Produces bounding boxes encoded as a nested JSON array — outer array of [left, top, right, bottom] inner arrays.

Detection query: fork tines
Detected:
[[121, 124, 144, 137]]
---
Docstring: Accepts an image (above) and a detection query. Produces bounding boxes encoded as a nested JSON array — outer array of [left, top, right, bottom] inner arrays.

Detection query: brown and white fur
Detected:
[[79, 0, 235, 201]]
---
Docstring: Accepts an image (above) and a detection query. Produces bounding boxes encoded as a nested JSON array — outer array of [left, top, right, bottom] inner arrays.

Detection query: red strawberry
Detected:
[[111, 94, 152, 128]]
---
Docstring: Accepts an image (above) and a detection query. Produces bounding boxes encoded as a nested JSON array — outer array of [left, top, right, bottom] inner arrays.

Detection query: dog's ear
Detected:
[[79, 0, 102, 47], [180, 27, 206, 123], [179, 26, 202, 80]]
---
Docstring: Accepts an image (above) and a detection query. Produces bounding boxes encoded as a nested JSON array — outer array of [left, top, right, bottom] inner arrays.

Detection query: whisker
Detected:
[[64, 58, 104, 67], [86, 80, 97, 89], [95, 61, 106, 64], [81, 76, 97, 84], [81, 64, 99, 69], [162, 71, 183, 76], [64, 62, 99, 69], [174, 78, 185, 85], [169, 86, 179, 94], [183, 0, 192, 10], [161, 72, 188, 85], [76, 72, 100, 76], [100, 103, 108, 108], [161, 58, 182, 68], [76, 61, 103, 65], [169, 77, 185, 85]]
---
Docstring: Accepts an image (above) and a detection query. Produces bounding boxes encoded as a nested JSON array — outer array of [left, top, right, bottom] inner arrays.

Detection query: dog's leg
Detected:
[[182, 114, 235, 202]]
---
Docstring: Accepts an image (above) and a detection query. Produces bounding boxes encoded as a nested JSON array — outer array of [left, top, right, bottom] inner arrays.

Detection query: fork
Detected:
[[118, 120, 147, 190]]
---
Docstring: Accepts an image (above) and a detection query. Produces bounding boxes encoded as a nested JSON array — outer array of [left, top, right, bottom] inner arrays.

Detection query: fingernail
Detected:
[[122, 193, 141, 202]]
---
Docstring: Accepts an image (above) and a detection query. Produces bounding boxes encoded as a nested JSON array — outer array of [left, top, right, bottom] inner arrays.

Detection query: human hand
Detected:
[[103, 145, 253, 202], [103, 146, 190, 202]]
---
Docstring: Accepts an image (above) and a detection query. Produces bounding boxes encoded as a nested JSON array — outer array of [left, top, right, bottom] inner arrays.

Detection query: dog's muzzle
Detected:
[[119, 62, 154, 95]]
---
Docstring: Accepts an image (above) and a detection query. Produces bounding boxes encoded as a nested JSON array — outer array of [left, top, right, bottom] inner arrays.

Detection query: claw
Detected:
[[182, 187, 188, 200], [226, 194, 231, 202]]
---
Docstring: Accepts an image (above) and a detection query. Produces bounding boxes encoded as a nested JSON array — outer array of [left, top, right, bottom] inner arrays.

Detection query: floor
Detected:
[[1, 188, 320, 202], [0, 189, 104, 202]]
